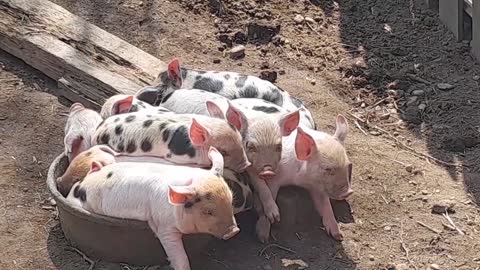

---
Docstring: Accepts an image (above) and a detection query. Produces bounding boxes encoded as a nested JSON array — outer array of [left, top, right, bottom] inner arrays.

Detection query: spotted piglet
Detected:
[[67, 147, 239, 270], [137, 88, 299, 181], [138, 59, 316, 129], [255, 115, 353, 243], [93, 109, 250, 173], [100, 94, 172, 119], [223, 169, 254, 214], [64, 103, 103, 162]]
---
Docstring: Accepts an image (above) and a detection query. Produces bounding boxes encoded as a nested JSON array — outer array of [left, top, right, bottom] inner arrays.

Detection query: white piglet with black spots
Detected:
[[92, 106, 250, 173], [64, 103, 103, 162], [136, 58, 316, 129], [100, 94, 172, 119], [66, 147, 239, 270]]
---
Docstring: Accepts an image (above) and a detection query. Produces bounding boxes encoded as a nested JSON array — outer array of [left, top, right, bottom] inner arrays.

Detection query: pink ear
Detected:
[[113, 96, 134, 115], [189, 118, 210, 146], [225, 101, 248, 132], [295, 127, 316, 161], [168, 183, 196, 205], [167, 59, 183, 88], [206, 101, 225, 119], [70, 103, 85, 113], [334, 114, 348, 143], [89, 161, 103, 173], [279, 110, 300, 136], [65, 134, 84, 161]]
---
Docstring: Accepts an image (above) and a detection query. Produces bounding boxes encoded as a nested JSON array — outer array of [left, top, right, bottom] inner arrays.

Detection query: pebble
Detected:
[[421, 190, 429, 195], [406, 96, 418, 106], [431, 199, 456, 214], [229, 45, 245, 59], [421, 196, 429, 202], [405, 165, 414, 173], [384, 225, 391, 231], [294, 14, 305, 24], [430, 264, 440, 270], [213, 59, 221, 64], [369, 131, 381, 136], [418, 103, 427, 110], [50, 198, 57, 206], [310, 79, 316, 85], [368, 255, 375, 261], [395, 264, 409, 270], [305, 17, 315, 24], [473, 75, 480, 81], [278, 70, 286, 75], [23, 187, 29, 192], [437, 83, 454, 90], [412, 90, 425, 96]]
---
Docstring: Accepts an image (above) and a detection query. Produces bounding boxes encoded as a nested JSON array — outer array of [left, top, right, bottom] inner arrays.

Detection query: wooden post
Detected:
[[425, 0, 439, 11], [0, 0, 166, 109], [472, 0, 480, 60], [439, 0, 464, 41]]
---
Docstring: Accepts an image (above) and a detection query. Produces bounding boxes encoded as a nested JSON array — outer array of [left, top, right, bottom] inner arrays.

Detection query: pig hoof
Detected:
[[264, 203, 281, 224], [256, 216, 271, 243], [331, 231, 344, 241]]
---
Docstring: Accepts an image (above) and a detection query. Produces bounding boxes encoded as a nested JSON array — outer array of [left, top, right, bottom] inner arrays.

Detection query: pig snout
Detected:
[[236, 161, 251, 172], [222, 225, 240, 240], [258, 165, 275, 180], [337, 188, 354, 200]]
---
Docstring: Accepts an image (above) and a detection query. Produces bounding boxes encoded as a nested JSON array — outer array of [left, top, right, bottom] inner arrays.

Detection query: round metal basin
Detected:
[[46, 153, 212, 266]]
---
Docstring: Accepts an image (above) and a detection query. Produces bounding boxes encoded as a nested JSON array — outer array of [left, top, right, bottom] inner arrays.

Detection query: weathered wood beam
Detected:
[[0, 0, 165, 109], [439, 0, 464, 42]]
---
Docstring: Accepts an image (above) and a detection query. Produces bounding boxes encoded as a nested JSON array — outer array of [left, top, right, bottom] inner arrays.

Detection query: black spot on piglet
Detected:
[[126, 141, 137, 153], [143, 119, 153, 128], [141, 139, 153, 152], [125, 115, 136, 122], [168, 126, 196, 157], [239, 86, 259, 98], [73, 185, 87, 202], [107, 172, 113, 178], [100, 133, 110, 144], [252, 106, 280, 113], [193, 77, 224, 93]]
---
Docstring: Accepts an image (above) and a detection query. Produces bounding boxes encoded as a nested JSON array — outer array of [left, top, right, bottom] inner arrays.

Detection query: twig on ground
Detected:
[[347, 112, 366, 123], [259, 244, 296, 256], [406, 74, 432, 85], [371, 97, 389, 108], [443, 212, 465, 235], [67, 247, 96, 270], [380, 194, 389, 204], [416, 220, 442, 234], [353, 120, 368, 135], [373, 125, 465, 167], [399, 221, 417, 269]]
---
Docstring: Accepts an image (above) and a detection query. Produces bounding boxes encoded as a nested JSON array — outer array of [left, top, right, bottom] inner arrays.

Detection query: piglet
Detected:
[[64, 103, 103, 162], [56, 145, 174, 197], [255, 115, 353, 243], [138, 59, 316, 129], [137, 88, 300, 181], [100, 94, 172, 119], [67, 147, 239, 270], [93, 108, 250, 173]]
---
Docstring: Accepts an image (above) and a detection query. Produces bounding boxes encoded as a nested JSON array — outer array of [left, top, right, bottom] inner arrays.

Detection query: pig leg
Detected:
[[309, 189, 343, 241], [155, 230, 191, 270], [250, 175, 280, 223], [253, 182, 281, 243]]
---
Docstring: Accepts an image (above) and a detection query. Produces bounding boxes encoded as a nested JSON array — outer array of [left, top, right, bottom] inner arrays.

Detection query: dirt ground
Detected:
[[2, 0, 480, 269]]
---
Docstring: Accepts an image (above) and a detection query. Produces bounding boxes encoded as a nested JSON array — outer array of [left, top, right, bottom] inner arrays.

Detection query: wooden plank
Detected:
[[472, 0, 480, 60], [425, 0, 439, 11], [439, 0, 464, 41], [0, 0, 166, 109], [464, 0, 473, 17]]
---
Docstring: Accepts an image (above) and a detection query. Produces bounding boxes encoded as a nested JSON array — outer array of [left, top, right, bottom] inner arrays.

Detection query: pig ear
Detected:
[[279, 110, 300, 136], [168, 184, 196, 205], [65, 133, 84, 160], [135, 86, 159, 105], [295, 127, 316, 161], [112, 95, 134, 115], [167, 59, 183, 88], [208, 146, 224, 176], [98, 145, 118, 156], [189, 118, 211, 146], [70, 103, 84, 112], [206, 101, 225, 119], [225, 100, 248, 133], [334, 114, 348, 143], [89, 161, 103, 174]]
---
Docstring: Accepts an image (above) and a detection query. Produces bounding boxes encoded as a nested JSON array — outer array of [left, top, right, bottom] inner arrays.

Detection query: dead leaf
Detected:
[[281, 258, 309, 269]]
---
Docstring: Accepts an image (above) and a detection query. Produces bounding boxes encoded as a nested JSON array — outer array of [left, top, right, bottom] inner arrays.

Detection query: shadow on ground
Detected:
[[314, 0, 480, 202]]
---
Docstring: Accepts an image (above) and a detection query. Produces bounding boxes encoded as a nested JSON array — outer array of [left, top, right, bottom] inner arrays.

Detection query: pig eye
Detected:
[[246, 142, 256, 152], [203, 208, 214, 216], [219, 149, 229, 157], [275, 144, 282, 152]]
